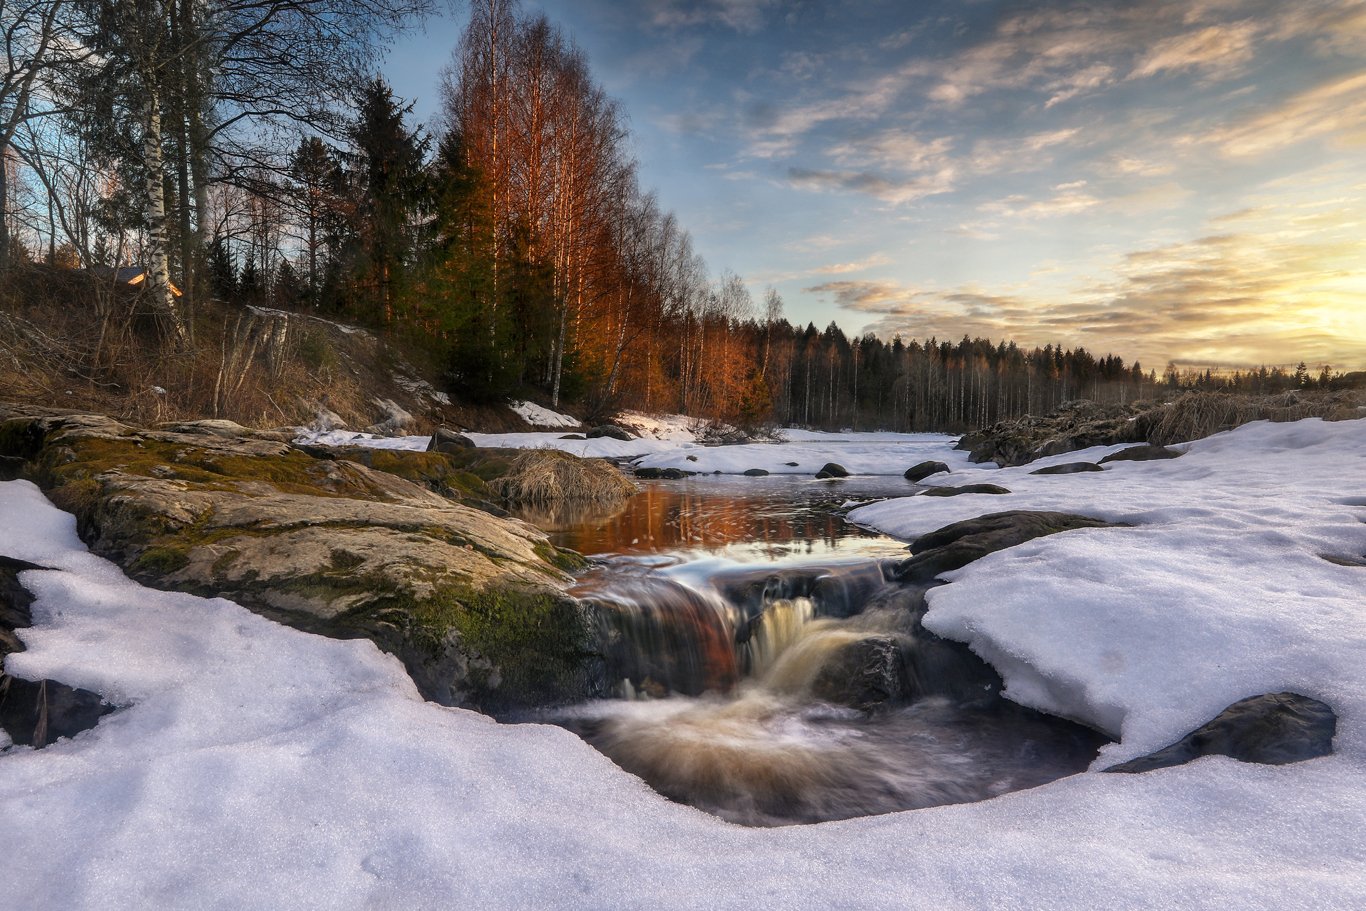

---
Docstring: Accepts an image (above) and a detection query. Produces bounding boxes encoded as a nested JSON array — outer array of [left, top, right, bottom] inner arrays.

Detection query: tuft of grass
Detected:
[[1145, 390, 1363, 446], [490, 448, 636, 506]]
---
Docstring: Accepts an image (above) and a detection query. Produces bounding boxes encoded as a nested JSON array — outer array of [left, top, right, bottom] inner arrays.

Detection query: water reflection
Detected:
[[511, 475, 919, 562]]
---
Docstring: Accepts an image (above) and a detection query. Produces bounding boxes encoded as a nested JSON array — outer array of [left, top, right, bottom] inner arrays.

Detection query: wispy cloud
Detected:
[[841, 200, 1366, 369], [786, 166, 956, 205], [1206, 71, 1366, 157]]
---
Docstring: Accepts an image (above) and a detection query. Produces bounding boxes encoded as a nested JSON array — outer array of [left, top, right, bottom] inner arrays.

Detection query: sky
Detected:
[[385, 0, 1366, 373]]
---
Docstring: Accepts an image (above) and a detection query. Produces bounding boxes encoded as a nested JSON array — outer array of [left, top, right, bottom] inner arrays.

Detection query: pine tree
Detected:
[[345, 76, 429, 325]]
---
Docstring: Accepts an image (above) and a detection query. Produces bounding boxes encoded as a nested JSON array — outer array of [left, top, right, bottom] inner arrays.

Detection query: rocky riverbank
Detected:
[[0, 405, 607, 713], [956, 391, 1362, 467]]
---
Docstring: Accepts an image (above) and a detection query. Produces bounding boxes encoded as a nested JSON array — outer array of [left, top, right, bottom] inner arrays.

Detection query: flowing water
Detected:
[[514, 474, 1108, 827]]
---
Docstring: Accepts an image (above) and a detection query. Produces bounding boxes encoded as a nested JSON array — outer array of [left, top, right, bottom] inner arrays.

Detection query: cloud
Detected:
[[979, 181, 1101, 219], [640, 0, 780, 33], [786, 166, 956, 205], [837, 199, 1366, 370], [968, 128, 1083, 173], [811, 253, 892, 276], [1130, 21, 1259, 79], [1205, 71, 1366, 157]]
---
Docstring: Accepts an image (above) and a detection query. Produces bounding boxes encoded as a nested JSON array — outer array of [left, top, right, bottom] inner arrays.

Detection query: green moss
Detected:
[[412, 583, 591, 703], [131, 544, 191, 576], [535, 541, 588, 574], [39, 435, 392, 502]]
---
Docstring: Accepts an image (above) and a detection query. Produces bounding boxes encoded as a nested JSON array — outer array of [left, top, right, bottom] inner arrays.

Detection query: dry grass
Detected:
[[491, 448, 637, 506], [1145, 390, 1364, 446]]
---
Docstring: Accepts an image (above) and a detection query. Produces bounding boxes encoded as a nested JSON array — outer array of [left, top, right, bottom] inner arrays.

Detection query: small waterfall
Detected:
[[555, 555, 1109, 826], [580, 559, 888, 698]]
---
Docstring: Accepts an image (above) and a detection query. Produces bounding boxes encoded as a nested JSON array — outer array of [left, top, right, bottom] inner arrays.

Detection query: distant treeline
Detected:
[[1, 0, 1347, 433]]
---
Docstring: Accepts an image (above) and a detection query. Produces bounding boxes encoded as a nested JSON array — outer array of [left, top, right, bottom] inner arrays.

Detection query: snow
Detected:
[[5, 419, 1366, 908], [632, 431, 966, 476], [615, 411, 699, 441], [511, 400, 580, 428], [293, 423, 972, 477]]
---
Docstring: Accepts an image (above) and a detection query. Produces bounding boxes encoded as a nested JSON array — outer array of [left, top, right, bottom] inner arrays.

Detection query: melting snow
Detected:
[[4, 418, 1366, 907]]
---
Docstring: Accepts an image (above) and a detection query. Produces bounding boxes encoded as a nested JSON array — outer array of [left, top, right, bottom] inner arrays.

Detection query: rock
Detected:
[[364, 398, 416, 436], [960, 400, 1147, 467], [743, 468, 769, 477], [1098, 444, 1182, 464], [634, 467, 691, 480], [921, 483, 1011, 497], [559, 434, 586, 440], [816, 462, 849, 478], [784, 461, 799, 467], [426, 426, 475, 453], [586, 424, 634, 441], [1030, 461, 1104, 475], [0, 407, 602, 714], [686, 455, 699, 462], [811, 636, 910, 711], [1107, 693, 1336, 773], [894, 511, 1119, 584], [904, 460, 949, 482]]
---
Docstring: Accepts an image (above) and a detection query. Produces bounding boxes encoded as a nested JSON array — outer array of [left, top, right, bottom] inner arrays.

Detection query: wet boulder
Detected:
[[815, 462, 849, 479], [1107, 693, 1336, 773], [921, 483, 1011, 497], [587, 424, 634, 441], [1030, 461, 1103, 475], [743, 468, 769, 477], [904, 460, 949, 482], [811, 636, 910, 711], [634, 467, 691, 480], [426, 427, 475, 453], [894, 510, 1119, 584], [1098, 444, 1183, 464]]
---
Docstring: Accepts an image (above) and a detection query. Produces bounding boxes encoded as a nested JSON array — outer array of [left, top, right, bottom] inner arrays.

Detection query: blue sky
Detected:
[[385, 0, 1366, 371]]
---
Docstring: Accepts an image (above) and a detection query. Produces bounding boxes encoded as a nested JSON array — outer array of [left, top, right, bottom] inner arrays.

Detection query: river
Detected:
[[512, 472, 1108, 827]]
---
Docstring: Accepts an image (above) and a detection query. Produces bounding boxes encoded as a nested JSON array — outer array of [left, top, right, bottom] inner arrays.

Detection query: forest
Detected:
[[0, 0, 1345, 432]]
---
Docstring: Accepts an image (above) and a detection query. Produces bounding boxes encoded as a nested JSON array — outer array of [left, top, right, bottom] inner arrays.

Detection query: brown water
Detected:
[[510, 475, 920, 562], [514, 472, 1109, 826]]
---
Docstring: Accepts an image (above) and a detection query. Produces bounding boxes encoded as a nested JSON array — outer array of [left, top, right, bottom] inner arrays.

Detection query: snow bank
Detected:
[[4, 418, 1366, 908], [850, 419, 1366, 764], [633, 431, 970, 476]]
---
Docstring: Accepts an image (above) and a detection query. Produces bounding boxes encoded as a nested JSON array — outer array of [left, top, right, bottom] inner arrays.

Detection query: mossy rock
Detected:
[[0, 408, 598, 714]]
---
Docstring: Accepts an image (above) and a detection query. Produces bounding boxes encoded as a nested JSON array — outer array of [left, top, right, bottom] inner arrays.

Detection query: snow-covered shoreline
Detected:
[[4, 418, 1366, 908]]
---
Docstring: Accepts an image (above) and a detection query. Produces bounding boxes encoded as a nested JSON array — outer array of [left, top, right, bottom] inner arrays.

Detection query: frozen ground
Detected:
[[4, 418, 1366, 908]]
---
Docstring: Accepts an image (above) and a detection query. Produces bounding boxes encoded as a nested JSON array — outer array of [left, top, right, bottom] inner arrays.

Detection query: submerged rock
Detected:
[[894, 511, 1119, 584], [1030, 461, 1104, 475], [1107, 693, 1336, 773], [921, 483, 1011, 497], [904, 460, 949, 482], [634, 467, 691, 480], [1098, 444, 1182, 464], [811, 636, 909, 711]]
